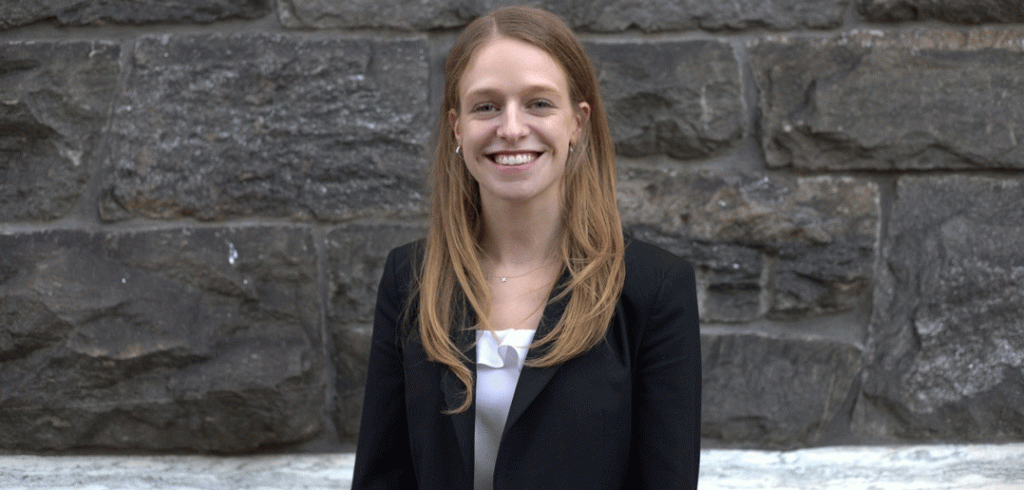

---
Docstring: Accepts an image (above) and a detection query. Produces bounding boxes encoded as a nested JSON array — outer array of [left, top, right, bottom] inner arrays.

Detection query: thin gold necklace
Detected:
[[486, 259, 558, 283]]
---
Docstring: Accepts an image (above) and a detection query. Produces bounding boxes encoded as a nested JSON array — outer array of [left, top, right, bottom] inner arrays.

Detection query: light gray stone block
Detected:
[[855, 175, 1024, 441], [101, 34, 430, 222], [751, 30, 1024, 170], [702, 333, 862, 447], [859, 0, 1024, 23], [587, 40, 744, 160], [619, 168, 879, 322], [0, 226, 324, 452], [3, 445, 1024, 489], [0, 41, 119, 221], [1, 0, 270, 30], [277, 0, 849, 32]]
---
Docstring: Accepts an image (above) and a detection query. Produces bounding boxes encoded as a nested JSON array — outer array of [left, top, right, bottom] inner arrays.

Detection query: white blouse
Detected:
[[474, 328, 536, 490]]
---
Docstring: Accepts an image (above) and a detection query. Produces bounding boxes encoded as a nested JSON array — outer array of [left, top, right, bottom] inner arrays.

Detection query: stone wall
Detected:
[[1, 0, 1022, 452]]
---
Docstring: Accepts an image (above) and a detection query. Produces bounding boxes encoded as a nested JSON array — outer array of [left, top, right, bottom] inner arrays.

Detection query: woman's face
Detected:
[[450, 36, 589, 207]]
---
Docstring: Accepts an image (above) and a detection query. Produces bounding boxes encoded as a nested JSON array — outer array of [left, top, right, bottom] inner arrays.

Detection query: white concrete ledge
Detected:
[[1, 445, 1022, 489]]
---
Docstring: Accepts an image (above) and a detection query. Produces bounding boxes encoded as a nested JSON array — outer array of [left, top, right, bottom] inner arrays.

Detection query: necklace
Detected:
[[486, 259, 558, 283]]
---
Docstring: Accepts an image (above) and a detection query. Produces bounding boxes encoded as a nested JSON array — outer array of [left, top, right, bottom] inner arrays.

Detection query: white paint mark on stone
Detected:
[[60, 148, 83, 167], [228, 242, 239, 265]]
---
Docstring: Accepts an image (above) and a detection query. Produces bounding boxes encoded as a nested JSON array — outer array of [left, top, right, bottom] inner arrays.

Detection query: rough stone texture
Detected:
[[278, 0, 849, 32], [0, 0, 271, 30], [701, 333, 862, 447], [579, 0, 850, 31], [701, 444, 1024, 490], [618, 168, 879, 323], [324, 223, 425, 442], [860, 0, 1024, 23], [855, 176, 1024, 442], [0, 41, 119, 221], [751, 30, 1024, 171], [586, 40, 744, 160], [101, 34, 430, 222], [0, 454, 356, 490], [6, 445, 1024, 490], [0, 226, 324, 452]]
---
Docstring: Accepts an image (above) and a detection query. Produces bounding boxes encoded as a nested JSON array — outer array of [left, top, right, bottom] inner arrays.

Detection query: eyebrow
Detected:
[[463, 83, 563, 101]]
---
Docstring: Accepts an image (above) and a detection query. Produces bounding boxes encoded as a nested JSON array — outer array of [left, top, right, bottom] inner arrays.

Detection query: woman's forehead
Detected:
[[457, 37, 570, 98]]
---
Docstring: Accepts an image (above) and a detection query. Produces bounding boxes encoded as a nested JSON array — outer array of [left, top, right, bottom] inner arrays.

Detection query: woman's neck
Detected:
[[478, 195, 562, 268]]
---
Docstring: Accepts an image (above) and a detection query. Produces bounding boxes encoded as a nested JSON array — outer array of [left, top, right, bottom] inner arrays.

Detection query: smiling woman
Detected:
[[451, 36, 588, 206], [352, 6, 701, 490]]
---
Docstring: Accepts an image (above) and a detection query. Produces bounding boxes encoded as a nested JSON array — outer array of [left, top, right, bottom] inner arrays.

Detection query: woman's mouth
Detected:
[[490, 152, 540, 166]]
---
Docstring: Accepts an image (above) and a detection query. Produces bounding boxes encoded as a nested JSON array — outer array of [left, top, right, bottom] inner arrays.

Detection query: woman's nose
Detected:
[[497, 106, 528, 141]]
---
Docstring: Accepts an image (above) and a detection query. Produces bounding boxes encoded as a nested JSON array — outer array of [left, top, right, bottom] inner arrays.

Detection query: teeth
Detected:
[[494, 153, 535, 166]]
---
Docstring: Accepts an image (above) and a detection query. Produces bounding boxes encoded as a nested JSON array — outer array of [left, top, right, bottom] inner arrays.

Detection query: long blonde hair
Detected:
[[419, 6, 625, 413]]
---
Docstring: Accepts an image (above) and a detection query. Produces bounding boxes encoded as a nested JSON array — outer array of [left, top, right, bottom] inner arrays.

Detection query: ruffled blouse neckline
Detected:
[[476, 329, 536, 369]]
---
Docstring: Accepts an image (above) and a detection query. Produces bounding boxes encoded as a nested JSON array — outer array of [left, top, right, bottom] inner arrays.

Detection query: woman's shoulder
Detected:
[[387, 239, 425, 267], [380, 239, 425, 291], [622, 235, 696, 302], [623, 236, 694, 276]]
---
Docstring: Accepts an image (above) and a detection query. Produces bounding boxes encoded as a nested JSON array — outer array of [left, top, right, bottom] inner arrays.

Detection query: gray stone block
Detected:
[[619, 168, 879, 322], [587, 40, 744, 160], [702, 333, 862, 447], [855, 175, 1024, 441], [324, 223, 425, 442], [101, 33, 430, 222], [0, 41, 119, 221], [0, 226, 324, 452], [1, 0, 270, 30], [278, 0, 849, 31], [859, 0, 1024, 23], [751, 31, 1024, 170], [578, 0, 850, 31]]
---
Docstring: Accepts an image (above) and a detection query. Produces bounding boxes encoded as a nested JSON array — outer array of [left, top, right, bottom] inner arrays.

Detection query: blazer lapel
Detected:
[[442, 304, 477, 480], [502, 272, 571, 433]]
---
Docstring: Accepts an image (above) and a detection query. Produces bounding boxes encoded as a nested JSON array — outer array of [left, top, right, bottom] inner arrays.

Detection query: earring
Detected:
[[455, 145, 461, 154]]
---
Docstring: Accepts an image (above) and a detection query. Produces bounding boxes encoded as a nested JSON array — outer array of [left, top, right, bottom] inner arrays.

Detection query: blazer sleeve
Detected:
[[351, 247, 417, 489], [629, 257, 701, 489]]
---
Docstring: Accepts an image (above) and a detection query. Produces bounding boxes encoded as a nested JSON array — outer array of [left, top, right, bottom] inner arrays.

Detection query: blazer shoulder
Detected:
[[621, 237, 697, 319], [623, 237, 695, 292], [388, 238, 424, 275], [378, 239, 425, 302]]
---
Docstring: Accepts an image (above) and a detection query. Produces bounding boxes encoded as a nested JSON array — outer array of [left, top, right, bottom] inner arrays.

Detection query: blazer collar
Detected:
[[442, 301, 478, 481], [503, 276, 569, 432], [442, 270, 572, 480]]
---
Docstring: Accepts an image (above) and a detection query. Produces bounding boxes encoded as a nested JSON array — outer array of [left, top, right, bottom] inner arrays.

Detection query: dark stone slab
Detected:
[[702, 333, 862, 447], [854, 176, 1024, 441], [0, 41, 119, 221], [101, 34, 430, 222], [278, 0, 849, 32], [860, 0, 1024, 23], [324, 223, 425, 442], [587, 40, 744, 160], [1, 0, 270, 30], [0, 226, 324, 452], [750, 31, 1024, 170], [578, 0, 850, 31], [619, 168, 879, 322]]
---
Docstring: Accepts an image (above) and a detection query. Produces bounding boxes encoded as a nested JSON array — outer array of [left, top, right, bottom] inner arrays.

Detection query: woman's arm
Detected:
[[629, 257, 702, 489], [351, 248, 417, 489]]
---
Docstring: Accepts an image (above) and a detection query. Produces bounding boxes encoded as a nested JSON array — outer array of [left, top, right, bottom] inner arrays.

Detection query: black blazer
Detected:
[[352, 237, 701, 490]]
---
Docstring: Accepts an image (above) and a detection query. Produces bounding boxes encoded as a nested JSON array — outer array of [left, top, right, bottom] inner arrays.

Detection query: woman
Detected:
[[352, 6, 700, 490]]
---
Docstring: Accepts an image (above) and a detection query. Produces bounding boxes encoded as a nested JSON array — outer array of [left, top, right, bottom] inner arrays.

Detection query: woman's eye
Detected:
[[531, 100, 554, 109], [471, 103, 496, 113]]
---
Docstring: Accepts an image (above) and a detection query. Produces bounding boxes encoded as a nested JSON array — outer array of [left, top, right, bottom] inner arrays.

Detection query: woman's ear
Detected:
[[572, 102, 591, 146], [449, 108, 461, 143]]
